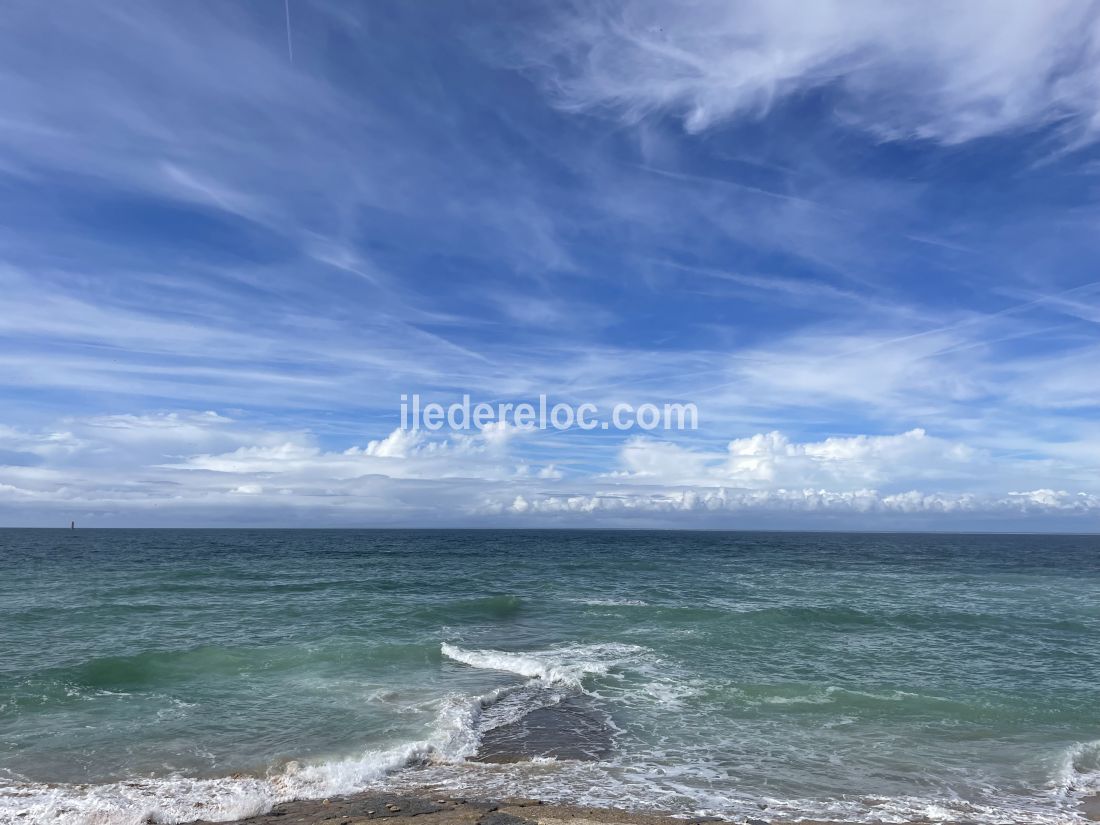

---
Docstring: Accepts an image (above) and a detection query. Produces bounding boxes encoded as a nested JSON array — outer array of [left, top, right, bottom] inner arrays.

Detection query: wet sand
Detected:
[[194, 788, 1100, 825], [1083, 794, 1100, 821], [193, 789, 1100, 825], [194, 793, 759, 825]]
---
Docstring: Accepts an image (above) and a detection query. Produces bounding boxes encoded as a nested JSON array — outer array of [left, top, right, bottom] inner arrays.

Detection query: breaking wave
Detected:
[[1, 642, 645, 825], [441, 642, 644, 689]]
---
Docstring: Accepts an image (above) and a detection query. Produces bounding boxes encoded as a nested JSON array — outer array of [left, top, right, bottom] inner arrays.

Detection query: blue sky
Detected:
[[2, 0, 1100, 528]]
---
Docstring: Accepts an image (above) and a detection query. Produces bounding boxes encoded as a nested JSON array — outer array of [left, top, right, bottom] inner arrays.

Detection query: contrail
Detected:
[[284, 0, 294, 63]]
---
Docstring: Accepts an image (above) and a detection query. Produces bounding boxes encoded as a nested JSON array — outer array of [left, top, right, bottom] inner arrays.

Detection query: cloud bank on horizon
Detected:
[[2, 0, 1100, 529]]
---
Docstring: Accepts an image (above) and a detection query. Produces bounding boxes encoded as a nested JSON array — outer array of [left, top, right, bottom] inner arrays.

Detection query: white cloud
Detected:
[[531, 0, 1100, 144], [170, 424, 526, 483], [1, 410, 1098, 528], [613, 429, 982, 489], [489, 487, 1100, 518], [360, 428, 423, 458], [0, 3, 1098, 530], [723, 428, 979, 486]]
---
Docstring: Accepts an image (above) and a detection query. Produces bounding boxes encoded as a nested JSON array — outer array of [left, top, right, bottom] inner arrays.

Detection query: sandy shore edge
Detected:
[[188, 790, 1100, 825], [191, 792, 806, 825]]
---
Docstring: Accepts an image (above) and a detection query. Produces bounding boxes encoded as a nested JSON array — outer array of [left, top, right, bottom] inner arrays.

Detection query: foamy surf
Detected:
[[381, 757, 1090, 825], [1051, 739, 1100, 804], [0, 644, 639, 825], [0, 691, 487, 825], [441, 642, 645, 689], [2, 710, 1094, 825]]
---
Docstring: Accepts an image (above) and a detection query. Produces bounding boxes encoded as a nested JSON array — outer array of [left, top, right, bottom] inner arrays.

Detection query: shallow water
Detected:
[[1, 529, 1098, 824]]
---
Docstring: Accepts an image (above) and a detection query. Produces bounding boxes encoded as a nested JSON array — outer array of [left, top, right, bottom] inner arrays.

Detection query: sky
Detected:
[[2, 0, 1100, 529]]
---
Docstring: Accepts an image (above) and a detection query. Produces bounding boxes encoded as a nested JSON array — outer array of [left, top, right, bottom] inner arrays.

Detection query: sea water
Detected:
[[1, 529, 1098, 824]]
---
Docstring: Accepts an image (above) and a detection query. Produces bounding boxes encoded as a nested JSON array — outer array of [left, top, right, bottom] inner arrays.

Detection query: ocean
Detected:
[[1, 529, 1098, 825]]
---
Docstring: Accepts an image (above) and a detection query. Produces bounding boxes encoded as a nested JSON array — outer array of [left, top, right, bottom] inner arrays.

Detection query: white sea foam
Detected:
[[1, 643, 645, 825], [738, 685, 942, 707], [0, 689, 490, 825], [637, 678, 704, 709], [0, 775, 278, 825], [4, 643, 1090, 825], [1050, 739, 1100, 801], [441, 642, 645, 689], [381, 757, 1087, 825], [6, 726, 1090, 825]]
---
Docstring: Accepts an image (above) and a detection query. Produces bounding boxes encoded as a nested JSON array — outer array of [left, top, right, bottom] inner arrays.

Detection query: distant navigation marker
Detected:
[[70, 521, 75, 530]]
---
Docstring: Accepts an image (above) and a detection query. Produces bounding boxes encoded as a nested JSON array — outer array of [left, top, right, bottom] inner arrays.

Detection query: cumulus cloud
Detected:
[[174, 423, 525, 482], [1, 410, 1098, 528], [0, 412, 552, 523], [613, 429, 982, 488], [494, 487, 1100, 518], [531, 0, 1100, 143]]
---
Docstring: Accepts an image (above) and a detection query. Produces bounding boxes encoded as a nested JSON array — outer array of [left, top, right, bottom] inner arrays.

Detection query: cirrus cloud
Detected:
[[529, 0, 1100, 144]]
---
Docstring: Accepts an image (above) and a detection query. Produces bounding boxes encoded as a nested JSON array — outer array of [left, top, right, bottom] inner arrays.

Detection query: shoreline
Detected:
[[194, 789, 1100, 825], [193, 792, 784, 825]]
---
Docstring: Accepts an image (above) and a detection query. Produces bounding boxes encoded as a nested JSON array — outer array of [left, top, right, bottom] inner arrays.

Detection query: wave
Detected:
[[0, 687, 489, 825], [441, 642, 644, 689], [5, 693, 1091, 825], [2, 642, 640, 825], [0, 739, 457, 825], [9, 640, 1088, 825], [1050, 739, 1100, 802]]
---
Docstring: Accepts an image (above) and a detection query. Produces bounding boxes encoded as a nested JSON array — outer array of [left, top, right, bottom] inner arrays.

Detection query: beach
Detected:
[[199, 794, 705, 825], [2, 529, 1099, 825], [200, 793, 764, 825], [203, 791, 1100, 825]]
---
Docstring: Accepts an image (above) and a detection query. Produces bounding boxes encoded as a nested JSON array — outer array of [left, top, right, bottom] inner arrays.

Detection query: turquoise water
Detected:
[[1, 529, 1098, 824]]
